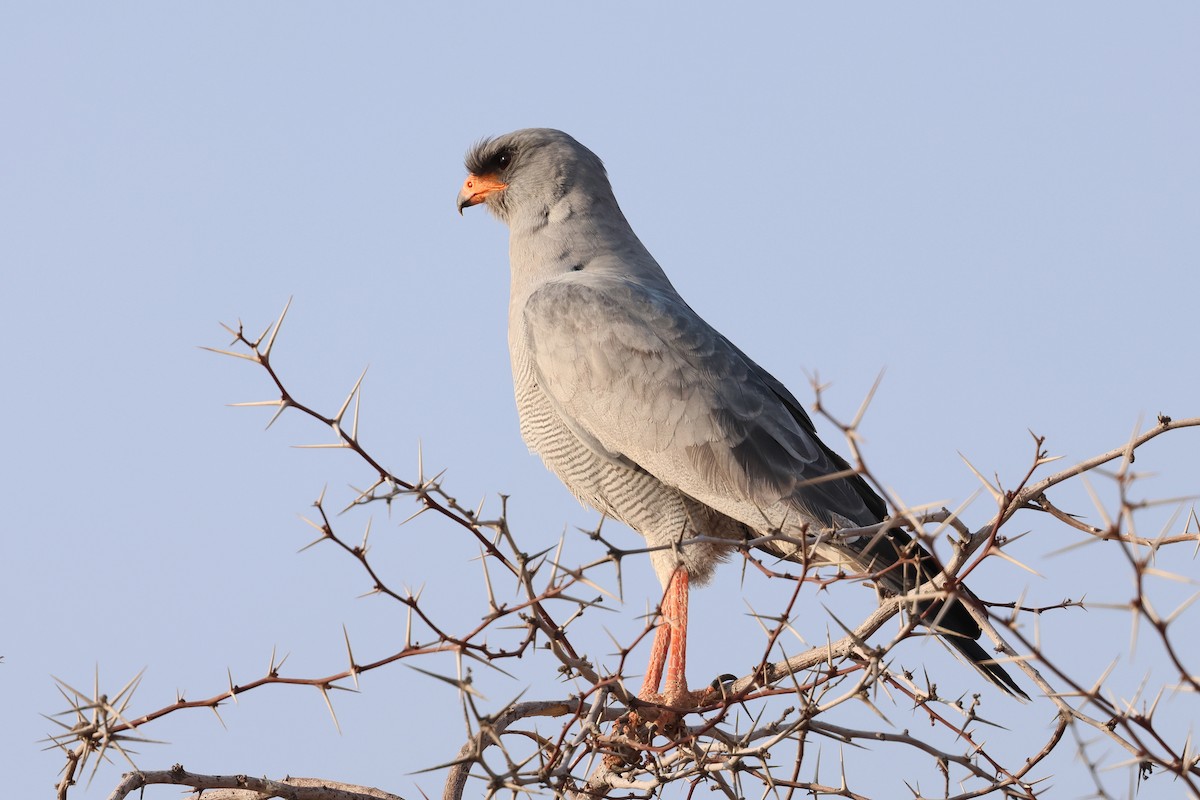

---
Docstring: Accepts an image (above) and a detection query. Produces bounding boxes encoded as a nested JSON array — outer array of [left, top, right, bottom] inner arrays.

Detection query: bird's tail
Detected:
[[822, 526, 1030, 700], [938, 624, 1029, 700]]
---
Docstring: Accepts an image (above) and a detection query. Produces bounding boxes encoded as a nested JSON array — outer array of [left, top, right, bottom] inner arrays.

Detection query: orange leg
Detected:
[[640, 614, 671, 697], [639, 567, 692, 706], [663, 567, 690, 702]]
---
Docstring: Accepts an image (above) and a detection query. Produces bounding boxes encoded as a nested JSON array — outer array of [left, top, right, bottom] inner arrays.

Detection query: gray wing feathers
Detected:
[[523, 277, 878, 534]]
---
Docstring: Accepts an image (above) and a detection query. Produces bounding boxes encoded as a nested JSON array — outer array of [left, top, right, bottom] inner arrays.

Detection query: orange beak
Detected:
[[457, 173, 508, 215]]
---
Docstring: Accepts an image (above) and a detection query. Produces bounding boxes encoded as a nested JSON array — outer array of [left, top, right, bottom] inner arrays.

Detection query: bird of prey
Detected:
[[457, 128, 1025, 706]]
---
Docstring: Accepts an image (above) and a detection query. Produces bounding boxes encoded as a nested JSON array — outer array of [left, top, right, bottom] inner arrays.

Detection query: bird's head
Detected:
[[457, 128, 609, 224]]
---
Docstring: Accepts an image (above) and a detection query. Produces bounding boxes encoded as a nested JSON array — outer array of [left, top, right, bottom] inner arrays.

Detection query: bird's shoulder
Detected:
[[519, 272, 796, 455], [524, 269, 683, 324], [521, 272, 730, 371]]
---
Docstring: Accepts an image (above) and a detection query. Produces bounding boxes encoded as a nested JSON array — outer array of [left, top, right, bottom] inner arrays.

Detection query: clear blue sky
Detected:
[[3, 4, 1197, 798]]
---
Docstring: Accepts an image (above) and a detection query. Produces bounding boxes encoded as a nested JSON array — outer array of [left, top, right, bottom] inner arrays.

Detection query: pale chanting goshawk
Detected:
[[457, 128, 1025, 705]]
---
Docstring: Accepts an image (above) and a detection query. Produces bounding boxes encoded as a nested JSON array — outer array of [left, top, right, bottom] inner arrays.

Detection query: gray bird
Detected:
[[457, 128, 1025, 705]]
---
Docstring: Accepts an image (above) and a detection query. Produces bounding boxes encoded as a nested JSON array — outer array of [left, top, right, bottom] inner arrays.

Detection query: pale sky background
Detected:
[[3, 4, 1198, 799]]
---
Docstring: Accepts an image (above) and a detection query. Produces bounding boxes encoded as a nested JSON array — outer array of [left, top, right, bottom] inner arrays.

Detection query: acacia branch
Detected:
[[108, 767, 404, 800]]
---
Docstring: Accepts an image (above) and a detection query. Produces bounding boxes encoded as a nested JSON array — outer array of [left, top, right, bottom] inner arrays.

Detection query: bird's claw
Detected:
[[631, 684, 722, 731]]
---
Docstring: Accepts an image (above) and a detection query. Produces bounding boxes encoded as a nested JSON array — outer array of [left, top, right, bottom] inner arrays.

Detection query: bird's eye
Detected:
[[496, 152, 511, 170]]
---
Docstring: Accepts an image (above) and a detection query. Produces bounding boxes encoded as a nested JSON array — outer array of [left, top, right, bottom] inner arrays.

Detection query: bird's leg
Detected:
[[639, 567, 682, 698], [661, 566, 690, 704], [639, 612, 671, 697], [638, 567, 702, 711]]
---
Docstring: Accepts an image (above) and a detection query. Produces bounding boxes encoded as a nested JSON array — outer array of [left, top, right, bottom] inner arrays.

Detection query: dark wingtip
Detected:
[[947, 636, 1030, 701]]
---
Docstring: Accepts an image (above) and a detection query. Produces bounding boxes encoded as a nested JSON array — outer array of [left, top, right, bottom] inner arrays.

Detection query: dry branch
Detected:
[[44, 305, 1197, 800]]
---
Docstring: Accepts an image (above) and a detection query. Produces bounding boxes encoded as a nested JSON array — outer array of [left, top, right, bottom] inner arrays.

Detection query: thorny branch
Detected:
[[50, 304, 1199, 800]]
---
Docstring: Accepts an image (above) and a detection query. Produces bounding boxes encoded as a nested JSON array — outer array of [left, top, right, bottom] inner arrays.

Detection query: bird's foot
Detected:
[[631, 684, 721, 731]]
